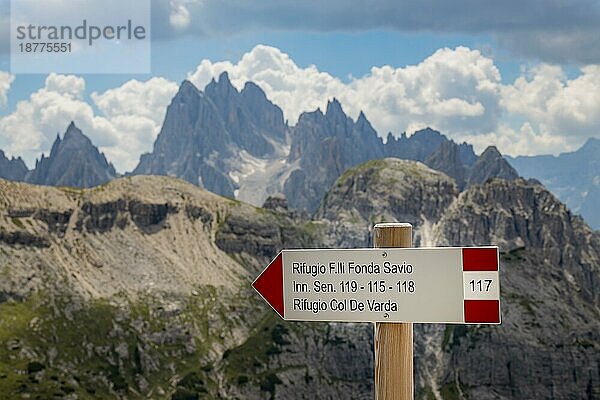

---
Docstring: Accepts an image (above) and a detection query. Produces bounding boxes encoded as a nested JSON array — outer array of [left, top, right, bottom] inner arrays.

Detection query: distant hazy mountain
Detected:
[[25, 122, 117, 188], [0, 150, 28, 181], [508, 138, 600, 230], [133, 72, 288, 198]]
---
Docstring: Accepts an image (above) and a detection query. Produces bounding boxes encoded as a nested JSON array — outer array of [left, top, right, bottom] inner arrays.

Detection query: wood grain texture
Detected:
[[373, 223, 413, 400]]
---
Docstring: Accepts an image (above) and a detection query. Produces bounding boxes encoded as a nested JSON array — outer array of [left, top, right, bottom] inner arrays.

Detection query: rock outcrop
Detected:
[[316, 160, 599, 399], [129, 75, 521, 218], [383, 128, 448, 161], [425, 140, 471, 190], [432, 179, 600, 399], [315, 158, 458, 247]]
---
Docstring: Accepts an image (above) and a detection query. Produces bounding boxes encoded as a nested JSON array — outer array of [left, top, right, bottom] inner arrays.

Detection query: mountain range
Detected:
[[0, 72, 598, 398], [0, 159, 597, 399], [6, 74, 515, 206], [0, 73, 596, 232]]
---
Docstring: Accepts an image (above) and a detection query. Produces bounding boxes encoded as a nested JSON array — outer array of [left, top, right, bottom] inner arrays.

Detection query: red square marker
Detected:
[[464, 300, 500, 323], [462, 248, 498, 271]]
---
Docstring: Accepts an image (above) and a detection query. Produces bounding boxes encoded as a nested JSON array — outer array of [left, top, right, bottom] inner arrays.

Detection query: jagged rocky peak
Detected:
[[468, 145, 519, 186], [325, 98, 346, 119], [25, 122, 117, 188], [458, 141, 478, 166], [436, 178, 596, 256], [132, 73, 289, 199], [284, 99, 385, 212], [240, 80, 286, 140], [62, 121, 90, 146], [196, 71, 287, 145], [297, 107, 324, 125], [0, 149, 28, 181], [205, 71, 235, 101], [177, 79, 201, 99], [355, 110, 378, 136]]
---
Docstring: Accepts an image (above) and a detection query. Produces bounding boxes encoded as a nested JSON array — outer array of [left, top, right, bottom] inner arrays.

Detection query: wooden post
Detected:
[[373, 222, 413, 400]]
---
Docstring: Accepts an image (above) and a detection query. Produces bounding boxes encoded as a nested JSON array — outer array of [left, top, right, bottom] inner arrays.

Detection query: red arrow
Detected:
[[252, 252, 284, 318]]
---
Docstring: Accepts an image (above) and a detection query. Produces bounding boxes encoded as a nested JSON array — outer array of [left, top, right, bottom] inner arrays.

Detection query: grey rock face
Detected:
[[133, 73, 287, 198], [284, 113, 484, 213], [425, 142, 518, 191], [0, 150, 28, 181], [425, 140, 470, 190], [133, 77, 518, 217], [262, 193, 289, 213], [25, 122, 117, 188], [315, 162, 599, 399], [284, 101, 385, 212], [508, 138, 600, 230], [433, 179, 600, 399]]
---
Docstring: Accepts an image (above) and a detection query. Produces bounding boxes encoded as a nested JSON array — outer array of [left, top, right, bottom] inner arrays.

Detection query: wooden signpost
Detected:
[[373, 223, 413, 400], [252, 222, 501, 399]]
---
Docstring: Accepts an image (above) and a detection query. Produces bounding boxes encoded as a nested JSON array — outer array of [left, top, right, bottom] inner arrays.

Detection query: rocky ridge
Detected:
[[0, 175, 367, 399]]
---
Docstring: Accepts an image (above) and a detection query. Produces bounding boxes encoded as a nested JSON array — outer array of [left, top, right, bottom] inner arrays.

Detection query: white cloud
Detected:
[[0, 74, 177, 172], [0, 73, 111, 165], [90, 77, 179, 169], [188, 45, 598, 156], [501, 64, 600, 141], [188, 45, 502, 137], [0, 71, 14, 107], [44, 73, 86, 97], [169, 1, 192, 30], [457, 123, 570, 157]]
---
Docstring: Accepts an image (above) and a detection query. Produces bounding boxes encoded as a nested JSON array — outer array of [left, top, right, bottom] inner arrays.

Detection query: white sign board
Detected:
[[252, 247, 500, 324]]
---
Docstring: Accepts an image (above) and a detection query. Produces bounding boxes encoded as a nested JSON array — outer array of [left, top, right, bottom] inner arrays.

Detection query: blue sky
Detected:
[[1, 29, 519, 112], [0, 0, 598, 172]]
